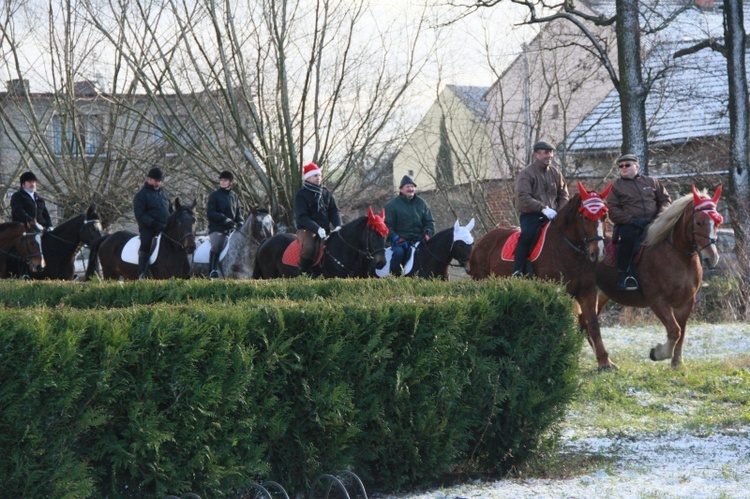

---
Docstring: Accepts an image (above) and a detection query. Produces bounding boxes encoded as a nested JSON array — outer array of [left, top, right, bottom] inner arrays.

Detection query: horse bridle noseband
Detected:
[[682, 209, 718, 255], [554, 213, 606, 256]]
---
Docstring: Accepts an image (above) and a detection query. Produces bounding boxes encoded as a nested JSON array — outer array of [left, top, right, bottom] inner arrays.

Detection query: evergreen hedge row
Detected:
[[0, 278, 582, 497]]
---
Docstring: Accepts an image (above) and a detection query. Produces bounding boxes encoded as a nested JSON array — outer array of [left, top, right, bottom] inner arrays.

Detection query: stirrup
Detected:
[[511, 270, 524, 278], [620, 275, 639, 291], [209, 269, 220, 279]]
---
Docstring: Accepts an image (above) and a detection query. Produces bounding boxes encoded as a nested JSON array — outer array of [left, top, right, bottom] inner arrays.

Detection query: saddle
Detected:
[[121, 234, 162, 265], [281, 238, 325, 267], [192, 231, 235, 264], [500, 223, 550, 262], [375, 243, 418, 278], [603, 241, 645, 268]]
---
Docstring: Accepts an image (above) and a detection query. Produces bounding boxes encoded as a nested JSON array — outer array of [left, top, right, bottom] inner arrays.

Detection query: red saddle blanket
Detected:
[[501, 223, 550, 262], [281, 239, 325, 267], [604, 242, 644, 268]]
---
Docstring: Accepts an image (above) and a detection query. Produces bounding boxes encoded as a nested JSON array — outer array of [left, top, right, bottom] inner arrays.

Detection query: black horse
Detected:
[[0, 221, 45, 278], [253, 207, 388, 279], [406, 218, 475, 279], [85, 198, 197, 280], [25, 204, 103, 280]]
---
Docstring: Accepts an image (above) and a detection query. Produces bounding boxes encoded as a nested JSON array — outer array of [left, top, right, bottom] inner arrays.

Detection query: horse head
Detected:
[[573, 182, 612, 263], [250, 204, 274, 242], [167, 197, 197, 254], [452, 218, 475, 272], [366, 206, 388, 272], [20, 220, 45, 273], [690, 184, 723, 268], [80, 204, 104, 246]]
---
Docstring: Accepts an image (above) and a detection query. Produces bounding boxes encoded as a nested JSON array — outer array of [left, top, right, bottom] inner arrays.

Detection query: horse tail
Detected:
[[82, 234, 108, 281], [252, 253, 263, 279]]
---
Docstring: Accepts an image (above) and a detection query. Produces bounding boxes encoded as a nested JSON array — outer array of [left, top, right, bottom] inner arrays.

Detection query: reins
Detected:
[[323, 225, 384, 277]]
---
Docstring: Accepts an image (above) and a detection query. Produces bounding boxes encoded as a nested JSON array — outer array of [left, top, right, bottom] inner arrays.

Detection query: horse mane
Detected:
[[341, 216, 367, 236], [557, 194, 583, 228], [644, 193, 693, 247]]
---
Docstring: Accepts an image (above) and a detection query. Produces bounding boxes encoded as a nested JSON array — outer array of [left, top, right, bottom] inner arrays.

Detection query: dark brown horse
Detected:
[[27, 205, 102, 280], [253, 207, 388, 279], [85, 198, 197, 280], [590, 185, 723, 368], [470, 183, 615, 369], [0, 221, 45, 277]]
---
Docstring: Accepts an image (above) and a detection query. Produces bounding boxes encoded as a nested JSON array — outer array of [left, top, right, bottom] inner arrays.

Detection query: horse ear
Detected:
[[599, 183, 613, 200], [367, 206, 374, 219], [175, 197, 182, 210], [691, 184, 702, 205], [454, 220, 460, 231], [467, 218, 475, 231], [577, 181, 589, 199], [712, 185, 722, 203], [379, 208, 385, 219]]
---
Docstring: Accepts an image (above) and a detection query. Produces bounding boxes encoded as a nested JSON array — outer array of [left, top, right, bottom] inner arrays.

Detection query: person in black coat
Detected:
[[293, 162, 341, 276], [206, 170, 244, 278], [133, 167, 171, 279], [10, 171, 52, 230]]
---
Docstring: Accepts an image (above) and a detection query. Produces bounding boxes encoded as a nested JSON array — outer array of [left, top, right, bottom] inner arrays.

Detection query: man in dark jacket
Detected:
[[607, 154, 671, 291], [133, 167, 171, 279], [293, 162, 341, 276], [206, 170, 244, 279], [512, 140, 569, 277], [384, 175, 435, 276], [11, 171, 52, 230]]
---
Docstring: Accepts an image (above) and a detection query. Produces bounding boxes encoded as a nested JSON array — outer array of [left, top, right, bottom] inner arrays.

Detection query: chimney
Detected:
[[695, 0, 715, 9], [6, 79, 29, 95]]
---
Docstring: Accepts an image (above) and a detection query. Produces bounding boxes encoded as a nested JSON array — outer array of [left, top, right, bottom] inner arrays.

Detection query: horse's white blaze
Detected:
[[700, 218, 720, 268], [596, 220, 605, 262]]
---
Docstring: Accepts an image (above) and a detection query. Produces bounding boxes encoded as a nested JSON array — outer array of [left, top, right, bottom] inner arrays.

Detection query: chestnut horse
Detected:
[[253, 207, 388, 279], [590, 185, 723, 368], [470, 183, 614, 368], [0, 222, 45, 277]]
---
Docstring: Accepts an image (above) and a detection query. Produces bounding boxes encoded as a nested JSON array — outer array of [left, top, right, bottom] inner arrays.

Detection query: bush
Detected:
[[0, 278, 582, 496]]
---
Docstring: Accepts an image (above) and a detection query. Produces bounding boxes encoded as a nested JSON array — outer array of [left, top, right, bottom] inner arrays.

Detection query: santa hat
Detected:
[[303, 162, 321, 180]]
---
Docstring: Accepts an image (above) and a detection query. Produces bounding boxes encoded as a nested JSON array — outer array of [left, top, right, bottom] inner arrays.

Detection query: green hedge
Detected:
[[0, 279, 582, 496]]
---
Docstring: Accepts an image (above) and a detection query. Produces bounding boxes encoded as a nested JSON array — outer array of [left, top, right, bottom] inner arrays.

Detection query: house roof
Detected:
[[446, 85, 489, 120], [566, 3, 750, 152]]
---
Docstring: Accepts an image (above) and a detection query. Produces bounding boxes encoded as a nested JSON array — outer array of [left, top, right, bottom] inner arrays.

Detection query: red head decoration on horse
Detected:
[[578, 181, 612, 221], [692, 184, 723, 226], [367, 206, 389, 237]]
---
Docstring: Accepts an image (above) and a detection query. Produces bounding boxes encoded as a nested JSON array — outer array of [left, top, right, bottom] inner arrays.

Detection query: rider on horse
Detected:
[[133, 167, 172, 280], [206, 170, 244, 279], [606, 154, 671, 291], [293, 162, 342, 277], [10, 171, 51, 277], [513, 140, 569, 278], [384, 175, 435, 276]]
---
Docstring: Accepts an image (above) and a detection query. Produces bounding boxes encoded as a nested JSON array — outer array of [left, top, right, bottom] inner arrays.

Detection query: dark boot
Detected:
[[137, 251, 150, 280], [208, 252, 221, 279], [298, 258, 314, 277]]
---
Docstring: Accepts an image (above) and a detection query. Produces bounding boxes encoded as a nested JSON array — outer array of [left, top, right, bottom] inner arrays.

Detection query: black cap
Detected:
[[219, 170, 235, 181], [533, 140, 555, 152], [616, 153, 639, 164], [19, 171, 38, 184], [399, 175, 416, 189], [147, 167, 164, 181]]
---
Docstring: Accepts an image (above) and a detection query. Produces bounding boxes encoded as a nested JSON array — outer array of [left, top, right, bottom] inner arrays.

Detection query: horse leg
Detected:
[[671, 300, 695, 367], [648, 302, 681, 363], [578, 292, 617, 371]]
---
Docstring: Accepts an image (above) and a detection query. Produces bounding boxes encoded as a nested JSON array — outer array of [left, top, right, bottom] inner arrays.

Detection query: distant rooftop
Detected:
[[446, 85, 489, 121]]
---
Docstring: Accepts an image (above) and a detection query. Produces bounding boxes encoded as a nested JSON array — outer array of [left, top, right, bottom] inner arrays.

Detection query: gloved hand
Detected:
[[225, 218, 235, 229], [542, 206, 557, 220], [421, 232, 431, 243], [34, 222, 44, 232], [332, 226, 342, 233], [44, 226, 54, 232], [317, 227, 327, 239], [632, 217, 647, 228]]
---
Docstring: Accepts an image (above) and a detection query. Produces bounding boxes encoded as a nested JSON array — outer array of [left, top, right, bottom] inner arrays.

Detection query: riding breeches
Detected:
[[209, 231, 229, 254], [139, 229, 157, 253], [615, 224, 644, 273], [513, 213, 545, 272]]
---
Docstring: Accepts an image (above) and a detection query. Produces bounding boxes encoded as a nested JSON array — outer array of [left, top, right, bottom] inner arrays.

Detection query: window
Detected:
[[551, 104, 560, 119], [153, 115, 192, 156], [52, 115, 102, 156]]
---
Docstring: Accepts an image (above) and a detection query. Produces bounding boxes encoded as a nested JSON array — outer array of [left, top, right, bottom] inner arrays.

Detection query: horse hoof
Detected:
[[649, 348, 657, 361], [597, 363, 618, 372]]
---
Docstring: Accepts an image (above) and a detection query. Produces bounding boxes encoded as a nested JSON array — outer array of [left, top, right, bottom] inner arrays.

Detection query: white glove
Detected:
[[44, 226, 54, 232], [542, 207, 557, 220], [332, 226, 342, 233], [34, 222, 44, 232], [317, 227, 327, 239]]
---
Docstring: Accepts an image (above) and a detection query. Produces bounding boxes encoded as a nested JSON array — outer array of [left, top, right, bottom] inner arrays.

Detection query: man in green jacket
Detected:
[[384, 175, 435, 276]]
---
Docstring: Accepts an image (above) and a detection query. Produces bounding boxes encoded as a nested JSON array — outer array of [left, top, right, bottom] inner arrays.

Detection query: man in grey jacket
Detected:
[[512, 140, 569, 277]]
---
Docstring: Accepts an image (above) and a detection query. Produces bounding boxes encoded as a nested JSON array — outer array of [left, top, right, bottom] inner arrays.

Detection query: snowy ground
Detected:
[[375, 323, 750, 499]]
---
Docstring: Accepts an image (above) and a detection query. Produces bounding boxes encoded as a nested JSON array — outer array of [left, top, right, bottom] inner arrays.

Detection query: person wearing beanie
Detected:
[[607, 153, 671, 291], [384, 175, 435, 276], [293, 162, 342, 277], [133, 167, 172, 279], [206, 170, 244, 279], [513, 140, 569, 278], [11, 171, 52, 232]]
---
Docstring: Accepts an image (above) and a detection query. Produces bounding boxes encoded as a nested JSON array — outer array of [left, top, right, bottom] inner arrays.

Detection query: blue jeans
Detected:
[[390, 242, 411, 275]]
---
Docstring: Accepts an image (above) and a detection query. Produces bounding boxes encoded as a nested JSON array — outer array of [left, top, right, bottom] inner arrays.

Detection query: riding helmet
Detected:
[[19, 171, 38, 184], [147, 167, 164, 181], [219, 170, 235, 182]]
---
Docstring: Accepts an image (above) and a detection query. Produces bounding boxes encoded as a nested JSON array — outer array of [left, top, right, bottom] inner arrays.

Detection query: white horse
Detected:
[[192, 205, 274, 279]]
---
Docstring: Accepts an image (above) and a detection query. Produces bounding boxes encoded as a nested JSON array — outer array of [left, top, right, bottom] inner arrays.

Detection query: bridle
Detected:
[[555, 212, 606, 257], [160, 211, 196, 250], [325, 226, 385, 277], [43, 218, 102, 247], [416, 236, 471, 273], [18, 231, 44, 265]]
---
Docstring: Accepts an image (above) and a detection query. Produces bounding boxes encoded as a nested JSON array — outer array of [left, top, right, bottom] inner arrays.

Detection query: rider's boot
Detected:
[[208, 252, 221, 279], [137, 251, 150, 280], [298, 257, 314, 278]]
